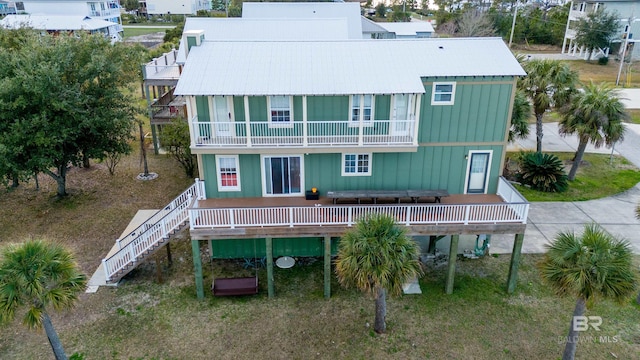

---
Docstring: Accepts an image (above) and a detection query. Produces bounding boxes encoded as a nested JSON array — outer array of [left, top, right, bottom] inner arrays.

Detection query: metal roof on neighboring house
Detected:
[[0, 14, 116, 31], [242, 2, 363, 39], [175, 17, 350, 64], [377, 21, 435, 36], [361, 16, 388, 34], [174, 38, 526, 97]]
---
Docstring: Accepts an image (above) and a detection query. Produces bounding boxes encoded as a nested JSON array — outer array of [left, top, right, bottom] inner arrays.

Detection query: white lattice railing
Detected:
[[192, 119, 416, 147], [189, 202, 528, 230], [102, 180, 205, 282]]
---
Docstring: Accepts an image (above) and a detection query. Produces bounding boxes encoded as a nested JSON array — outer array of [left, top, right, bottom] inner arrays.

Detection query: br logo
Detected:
[[572, 316, 602, 331]]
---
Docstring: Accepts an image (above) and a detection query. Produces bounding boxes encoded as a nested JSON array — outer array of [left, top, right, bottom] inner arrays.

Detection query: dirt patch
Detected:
[[124, 32, 165, 49]]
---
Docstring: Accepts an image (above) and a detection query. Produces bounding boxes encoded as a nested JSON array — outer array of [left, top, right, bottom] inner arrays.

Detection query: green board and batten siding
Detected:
[[420, 77, 514, 143], [201, 144, 503, 198], [209, 237, 340, 258]]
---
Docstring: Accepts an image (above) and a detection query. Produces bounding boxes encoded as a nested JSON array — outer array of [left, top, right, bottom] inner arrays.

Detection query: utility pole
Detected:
[[509, 1, 519, 48], [616, 18, 632, 86]]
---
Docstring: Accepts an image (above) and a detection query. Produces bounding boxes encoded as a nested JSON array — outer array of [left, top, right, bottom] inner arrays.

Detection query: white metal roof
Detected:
[[176, 17, 350, 64], [242, 2, 363, 39], [175, 38, 526, 97], [361, 16, 388, 34], [0, 14, 116, 31], [377, 21, 435, 36]]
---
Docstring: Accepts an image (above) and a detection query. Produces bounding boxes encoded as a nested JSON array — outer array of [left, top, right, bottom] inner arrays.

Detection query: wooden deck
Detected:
[[196, 193, 502, 208], [190, 193, 527, 240]]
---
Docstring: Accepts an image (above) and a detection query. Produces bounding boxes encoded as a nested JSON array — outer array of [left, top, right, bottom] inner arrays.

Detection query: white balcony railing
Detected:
[[189, 202, 528, 230], [569, 9, 587, 21], [192, 119, 416, 148], [143, 49, 180, 80]]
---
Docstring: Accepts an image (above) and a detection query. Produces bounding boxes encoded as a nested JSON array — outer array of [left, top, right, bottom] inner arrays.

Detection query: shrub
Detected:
[[517, 152, 568, 192], [598, 56, 609, 65]]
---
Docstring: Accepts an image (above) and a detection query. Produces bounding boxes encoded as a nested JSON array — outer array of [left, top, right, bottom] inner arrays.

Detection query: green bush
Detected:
[[598, 56, 609, 65], [517, 152, 568, 192]]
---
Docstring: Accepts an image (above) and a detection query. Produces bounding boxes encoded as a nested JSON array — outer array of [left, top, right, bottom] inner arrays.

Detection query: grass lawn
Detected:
[[123, 27, 168, 38], [509, 152, 640, 201]]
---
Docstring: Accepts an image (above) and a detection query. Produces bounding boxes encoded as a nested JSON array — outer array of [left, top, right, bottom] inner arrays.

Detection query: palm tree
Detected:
[[0, 240, 87, 360], [518, 59, 578, 153], [509, 89, 532, 143], [335, 214, 423, 334], [539, 224, 636, 360], [559, 81, 627, 181]]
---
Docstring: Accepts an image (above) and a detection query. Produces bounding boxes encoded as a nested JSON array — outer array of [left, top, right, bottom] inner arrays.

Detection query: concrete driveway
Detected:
[[492, 121, 640, 255]]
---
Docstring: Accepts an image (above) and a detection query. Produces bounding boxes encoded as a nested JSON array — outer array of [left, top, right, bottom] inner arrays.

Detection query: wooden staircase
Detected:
[[102, 181, 204, 284]]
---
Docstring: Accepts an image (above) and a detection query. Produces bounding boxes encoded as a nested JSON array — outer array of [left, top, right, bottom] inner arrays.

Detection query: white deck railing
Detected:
[[142, 49, 180, 80], [497, 176, 530, 224], [189, 202, 528, 230], [102, 180, 206, 282], [192, 119, 416, 147]]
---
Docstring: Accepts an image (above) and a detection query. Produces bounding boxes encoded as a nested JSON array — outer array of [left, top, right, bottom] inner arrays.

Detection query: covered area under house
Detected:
[[188, 178, 528, 299]]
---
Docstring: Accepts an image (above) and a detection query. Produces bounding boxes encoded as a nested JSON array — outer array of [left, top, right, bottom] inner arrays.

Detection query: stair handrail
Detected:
[[102, 179, 205, 282]]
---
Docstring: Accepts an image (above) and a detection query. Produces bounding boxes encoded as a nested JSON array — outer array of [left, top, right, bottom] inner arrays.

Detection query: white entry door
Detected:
[[213, 96, 233, 137], [391, 94, 411, 137], [465, 151, 492, 194]]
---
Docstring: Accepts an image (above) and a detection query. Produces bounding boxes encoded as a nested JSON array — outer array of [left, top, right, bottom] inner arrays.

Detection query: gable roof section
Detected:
[[0, 14, 116, 31], [175, 38, 525, 97], [176, 17, 350, 64], [377, 21, 435, 36], [361, 16, 388, 34], [242, 2, 363, 39]]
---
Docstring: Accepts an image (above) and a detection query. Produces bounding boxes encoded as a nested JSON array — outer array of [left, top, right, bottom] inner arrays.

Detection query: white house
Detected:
[[139, 0, 210, 16], [13, 0, 122, 38], [1, 14, 119, 42]]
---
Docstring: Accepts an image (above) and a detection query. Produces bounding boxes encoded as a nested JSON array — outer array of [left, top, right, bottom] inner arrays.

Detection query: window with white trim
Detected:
[[431, 82, 456, 105], [268, 95, 292, 125], [342, 153, 372, 176], [350, 95, 374, 125], [216, 155, 241, 191]]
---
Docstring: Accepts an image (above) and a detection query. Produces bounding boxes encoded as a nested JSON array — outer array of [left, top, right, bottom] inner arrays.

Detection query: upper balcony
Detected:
[[142, 49, 181, 85], [88, 8, 120, 17], [191, 118, 417, 149], [569, 8, 587, 21]]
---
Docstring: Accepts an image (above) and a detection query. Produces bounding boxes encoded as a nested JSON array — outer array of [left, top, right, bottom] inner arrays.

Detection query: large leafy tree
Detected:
[[0, 29, 145, 197], [539, 224, 636, 360], [518, 59, 578, 153], [574, 9, 619, 61], [0, 240, 87, 360], [335, 214, 423, 334], [559, 82, 627, 181]]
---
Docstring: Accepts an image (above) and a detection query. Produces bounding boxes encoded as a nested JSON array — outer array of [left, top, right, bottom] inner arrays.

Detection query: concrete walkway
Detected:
[[492, 121, 640, 255]]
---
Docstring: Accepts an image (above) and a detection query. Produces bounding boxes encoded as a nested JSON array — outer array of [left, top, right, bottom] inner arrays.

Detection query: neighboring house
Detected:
[[12, 0, 122, 39], [106, 26, 530, 300], [376, 21, 434, 38], [0, 14, 119, 41], [138, 0, 210, 16], [562, 0, 640, 60], [242, 1, 363, 39], [0, 1, 17, 15]]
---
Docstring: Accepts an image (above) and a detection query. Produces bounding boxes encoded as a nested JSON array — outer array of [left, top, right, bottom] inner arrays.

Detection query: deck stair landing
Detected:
[[90, 182, 204, 291]]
